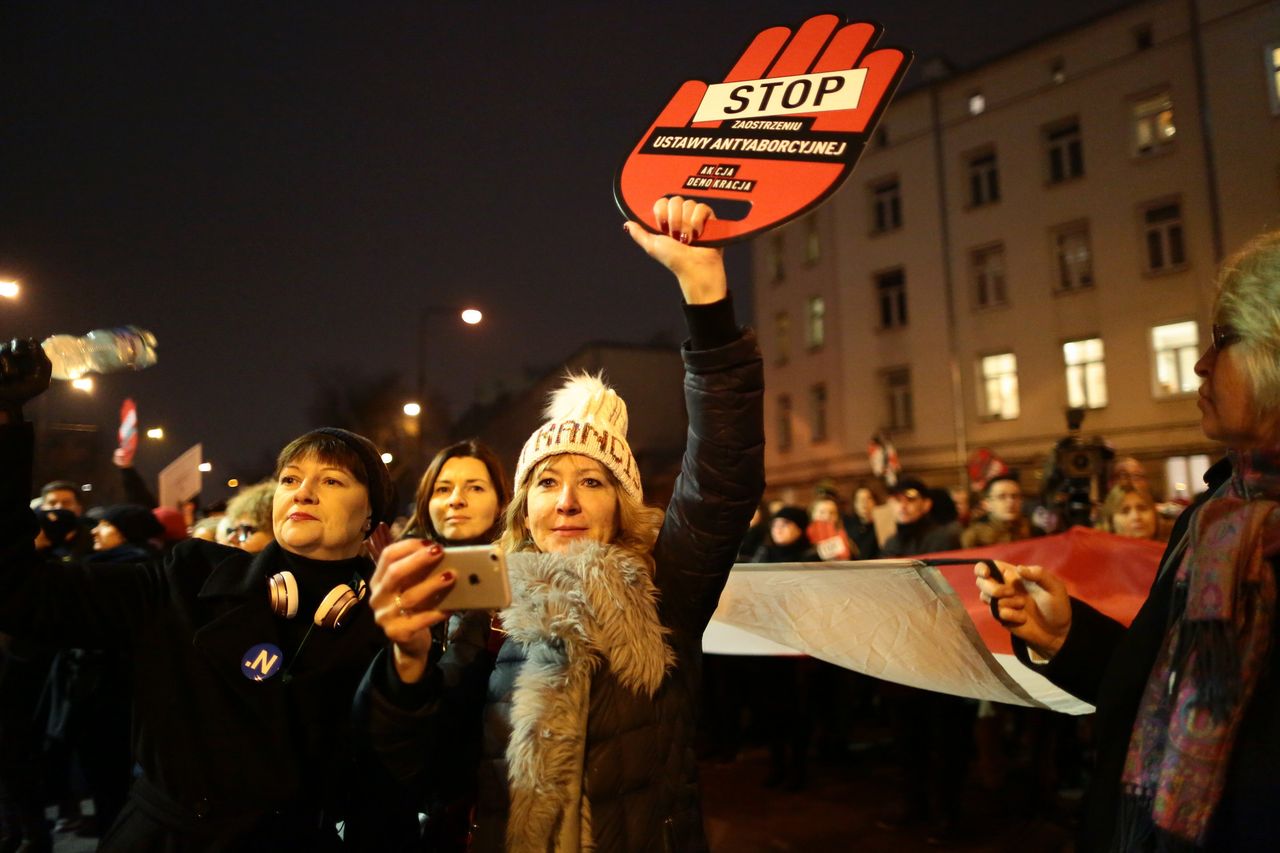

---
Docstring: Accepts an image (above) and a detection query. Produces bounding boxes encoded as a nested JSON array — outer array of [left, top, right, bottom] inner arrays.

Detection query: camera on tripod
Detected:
[[1047, 408, 1114, 529]]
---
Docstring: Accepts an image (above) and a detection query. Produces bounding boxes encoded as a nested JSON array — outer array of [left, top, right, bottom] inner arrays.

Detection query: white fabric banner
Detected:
[[704, 560, 1092, 715]]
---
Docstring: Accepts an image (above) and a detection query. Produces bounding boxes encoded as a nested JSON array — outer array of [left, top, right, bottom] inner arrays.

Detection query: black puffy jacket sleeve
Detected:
[[652, 326, 765, 635]]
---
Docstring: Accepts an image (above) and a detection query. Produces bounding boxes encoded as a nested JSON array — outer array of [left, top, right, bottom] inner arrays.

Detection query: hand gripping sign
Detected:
[[615, 14, 910, 246]]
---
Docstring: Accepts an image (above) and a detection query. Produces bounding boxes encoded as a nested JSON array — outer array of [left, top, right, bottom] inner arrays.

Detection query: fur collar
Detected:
[[500, 542, 674, 852]]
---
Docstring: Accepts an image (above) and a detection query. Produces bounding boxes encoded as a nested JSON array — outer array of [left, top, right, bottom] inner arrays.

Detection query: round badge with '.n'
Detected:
[[615, 13, 911, 246]]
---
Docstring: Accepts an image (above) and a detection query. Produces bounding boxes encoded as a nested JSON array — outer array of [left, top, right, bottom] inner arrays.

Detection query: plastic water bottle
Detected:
[[41, 326, 159, 380]]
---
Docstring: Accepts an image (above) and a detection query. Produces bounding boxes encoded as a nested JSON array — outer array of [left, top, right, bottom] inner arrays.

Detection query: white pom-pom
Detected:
[[543, 371, 610, 420], [541, 371, 629, 436]]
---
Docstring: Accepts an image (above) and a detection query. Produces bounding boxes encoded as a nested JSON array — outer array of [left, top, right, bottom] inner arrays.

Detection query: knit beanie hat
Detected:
[[304, 427, 396, 530], [152, 506, 189, 543], [513, 372, 642, 501], [772, 505, 810, 529], [101, 504, 166, 545]]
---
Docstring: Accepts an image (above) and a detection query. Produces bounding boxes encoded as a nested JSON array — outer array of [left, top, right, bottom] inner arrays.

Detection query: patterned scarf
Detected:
[[1118, 449, 1280, 849]]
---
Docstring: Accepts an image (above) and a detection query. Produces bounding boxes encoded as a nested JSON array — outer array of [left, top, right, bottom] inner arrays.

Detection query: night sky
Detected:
[[2, 1, 1128, 501]]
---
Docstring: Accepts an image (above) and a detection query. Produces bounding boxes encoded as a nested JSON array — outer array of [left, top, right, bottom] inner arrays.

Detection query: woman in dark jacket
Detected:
[[361, 196, 765, 852], [977, 230, 1280, 851], [0, 364, 416, 852], [399, 438, 510, 851]]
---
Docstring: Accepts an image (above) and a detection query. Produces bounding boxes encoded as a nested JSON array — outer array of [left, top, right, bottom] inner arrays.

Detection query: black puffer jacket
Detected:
[[363, 328, 764, 853]]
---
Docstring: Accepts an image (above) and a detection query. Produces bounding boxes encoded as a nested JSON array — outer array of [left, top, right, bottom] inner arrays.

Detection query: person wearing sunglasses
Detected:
[[977, 230, 1280, 851]]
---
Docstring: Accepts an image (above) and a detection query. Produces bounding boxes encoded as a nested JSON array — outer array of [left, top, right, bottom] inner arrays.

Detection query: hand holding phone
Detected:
[[431, 544, 511, 611]]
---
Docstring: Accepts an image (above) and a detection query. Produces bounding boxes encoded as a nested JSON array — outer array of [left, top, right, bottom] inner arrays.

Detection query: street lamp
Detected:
[[460, 308, 483, 325], [381, 452, 394, 464], [198, 462, 212, 473], [403, 402, 421, 417], [70, 377, 94, 392], [146, 427, 165, 439], [0, 280, 19, 300]]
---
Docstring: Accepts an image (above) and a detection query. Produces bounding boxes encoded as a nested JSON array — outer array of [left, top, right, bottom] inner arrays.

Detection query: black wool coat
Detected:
[[362, 330, 765, 853], [0, 423, 416, 852], [1018, 458, 1280, 850]]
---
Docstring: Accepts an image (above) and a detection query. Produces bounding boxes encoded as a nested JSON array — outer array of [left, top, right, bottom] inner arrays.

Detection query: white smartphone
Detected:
[[433, 544, 511, 611]]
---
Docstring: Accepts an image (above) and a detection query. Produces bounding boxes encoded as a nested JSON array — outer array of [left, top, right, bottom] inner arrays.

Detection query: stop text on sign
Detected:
[[692, 69, 868, 123]]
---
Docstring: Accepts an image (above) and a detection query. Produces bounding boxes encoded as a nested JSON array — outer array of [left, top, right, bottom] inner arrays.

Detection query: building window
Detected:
[[804, 215, 821, 265], [1044, 118, 1084, 183], [806, 296, 825, 350], [1165, 454, 1212, 501], [1133, 24, 1154, 51], [1064, 338, 1108, 409], [971, 243, 1007, 309], [875, 267, 908, 329], [767, 234, 785, 283], [809, 383, 828, 443], [774, 311, 791, 365], [777, 394, 793, 451], [967, 92, 986, 115], [1052, 221, 1094, 292], [1267, 43, 1280, 114], [1142, 200, 1186, 273], [1132, 90, 1175, 156], [870, 178, 902, 233], [882, 367, 913, 432], [979, 353, 1020, 420], [1152, 321, 1200, 397], [966, 149, 1000, 207]]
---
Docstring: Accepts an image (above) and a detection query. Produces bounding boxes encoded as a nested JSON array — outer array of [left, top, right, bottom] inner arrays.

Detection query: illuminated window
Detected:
[[1267, 43, 1280, 115], [1132, 90, 1175, 156], [1052, 221, 1094, 292], [1064, 338, 1107, 409], [1152, 321, 1200, 397], [806, 296, 825, 350], [1142, 200, 1186, 273], [979, 353, 1020, 420], [971, 244, 1007, 309], [876, 267, 907, 329]]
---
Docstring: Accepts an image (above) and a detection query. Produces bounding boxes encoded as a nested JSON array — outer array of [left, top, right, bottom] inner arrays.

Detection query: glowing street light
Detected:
[[380, 452, 394, 464], [0, 280, 19, 300], [70, 377, 94, 392], [146, 427, 165, 439], [227, 478, 239, 488], [460, 308, 483, 325], [403, 402, 421, 417], [198, 462, 212, 472]]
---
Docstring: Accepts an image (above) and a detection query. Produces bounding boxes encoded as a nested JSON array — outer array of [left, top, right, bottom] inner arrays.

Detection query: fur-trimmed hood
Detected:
[[500, 541, 675, 852]]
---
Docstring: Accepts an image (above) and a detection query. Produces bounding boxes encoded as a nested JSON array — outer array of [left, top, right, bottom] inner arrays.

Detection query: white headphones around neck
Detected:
[[267, 571, 368, 630]]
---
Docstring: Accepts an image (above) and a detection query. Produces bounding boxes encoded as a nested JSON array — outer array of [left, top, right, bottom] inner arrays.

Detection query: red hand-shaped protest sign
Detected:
[[615, 14, 910, 245]]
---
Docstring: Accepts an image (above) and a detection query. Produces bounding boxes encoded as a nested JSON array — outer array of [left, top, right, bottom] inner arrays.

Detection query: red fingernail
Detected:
[[661, 221, 670, 235], [679, 232, 691, 244], [440, 571, 455, 582], [428, 542, 443, 555]]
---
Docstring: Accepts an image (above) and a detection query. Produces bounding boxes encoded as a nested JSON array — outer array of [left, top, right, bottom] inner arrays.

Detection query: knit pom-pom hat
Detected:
[[513, 372, 642, 501]]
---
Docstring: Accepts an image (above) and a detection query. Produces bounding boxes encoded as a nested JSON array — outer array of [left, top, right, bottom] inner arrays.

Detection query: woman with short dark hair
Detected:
[[0, 388, 416, 850]]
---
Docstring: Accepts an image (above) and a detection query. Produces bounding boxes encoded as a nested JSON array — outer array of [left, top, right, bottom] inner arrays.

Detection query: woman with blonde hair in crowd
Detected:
[[223, 479, 276, 552], [978, 230, 1280, 850], [1099, 483, 1169, 543], [362, 197, 764, 852]]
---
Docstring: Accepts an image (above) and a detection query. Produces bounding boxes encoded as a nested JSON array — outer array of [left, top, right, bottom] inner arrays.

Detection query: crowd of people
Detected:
[[0, 218, 1277, 852]]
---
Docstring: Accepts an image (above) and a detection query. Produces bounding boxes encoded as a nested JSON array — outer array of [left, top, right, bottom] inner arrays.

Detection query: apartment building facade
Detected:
[[755, 0, 1280, 503]]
